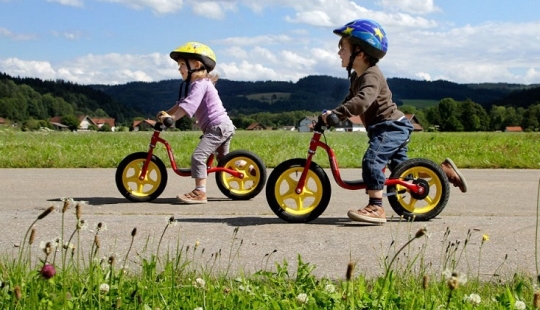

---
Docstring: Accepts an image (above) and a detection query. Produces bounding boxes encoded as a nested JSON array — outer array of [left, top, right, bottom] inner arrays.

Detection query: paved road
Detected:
[[1, 168, 539, 280]]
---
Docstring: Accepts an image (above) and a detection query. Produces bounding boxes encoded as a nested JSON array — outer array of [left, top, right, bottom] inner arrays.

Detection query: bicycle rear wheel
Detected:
[[387, 158, 449, 221]]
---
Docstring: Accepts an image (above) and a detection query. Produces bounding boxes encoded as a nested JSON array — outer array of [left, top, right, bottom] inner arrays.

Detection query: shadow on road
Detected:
[[174, 216, 364, 227]]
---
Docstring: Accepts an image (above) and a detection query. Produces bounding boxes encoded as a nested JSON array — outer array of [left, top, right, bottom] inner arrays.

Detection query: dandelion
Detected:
[[443, 269, 467, 290], [296, 293, 309, 304], [40, 263, 56, 279], [76, 219, 88, 230], [195, 278, 206, 288], [325, 284, 336, 293], [99, 283, 110, 294], [482, 234, 489, 243], [514, 300, 526, 310], [463, 293, 481, 306]]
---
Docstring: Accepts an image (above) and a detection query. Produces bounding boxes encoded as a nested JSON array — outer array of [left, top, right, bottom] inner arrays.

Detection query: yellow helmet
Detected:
[[170, 42, 217, 72]]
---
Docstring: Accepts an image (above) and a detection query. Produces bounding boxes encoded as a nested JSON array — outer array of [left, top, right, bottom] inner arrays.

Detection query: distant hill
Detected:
[[94, 75, 539, 116], [2, 70, 539, 126]]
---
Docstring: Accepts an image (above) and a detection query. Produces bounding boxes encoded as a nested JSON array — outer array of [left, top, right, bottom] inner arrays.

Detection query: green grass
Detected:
[[1, 128, 539, 169], [3, 198, 540, 309]]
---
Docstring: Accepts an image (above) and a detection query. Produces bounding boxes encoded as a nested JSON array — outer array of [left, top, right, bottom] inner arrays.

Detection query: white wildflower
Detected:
[[325, 284, 336, 293], [77, 219, 88, 230], [514, 300, 526, 310], [463, 293, 481, 306], [296, 293, 308, 304], [194, 307, 203, 310], [99, 283, 110, 294], [195, 278, 205, 288]]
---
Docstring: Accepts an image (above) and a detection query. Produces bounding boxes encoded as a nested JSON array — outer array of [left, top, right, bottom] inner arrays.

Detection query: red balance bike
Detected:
[[265, 114, 450, 223], [116, 118, 267, 202]]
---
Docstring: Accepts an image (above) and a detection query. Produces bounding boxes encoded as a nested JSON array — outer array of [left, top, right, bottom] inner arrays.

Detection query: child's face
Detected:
[[338, 39, 353, 68], [177, 59, 189, 80]]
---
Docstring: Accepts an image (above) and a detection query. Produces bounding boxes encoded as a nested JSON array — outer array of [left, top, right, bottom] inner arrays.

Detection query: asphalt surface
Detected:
[[1, 168, 540, 281]]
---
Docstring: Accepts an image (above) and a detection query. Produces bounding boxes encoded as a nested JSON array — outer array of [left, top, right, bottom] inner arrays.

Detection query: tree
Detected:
[[62, 115, 80, 131], [459, 99, 489, 131], [175, 116, 193, 131], [438, 98, 462, 131]]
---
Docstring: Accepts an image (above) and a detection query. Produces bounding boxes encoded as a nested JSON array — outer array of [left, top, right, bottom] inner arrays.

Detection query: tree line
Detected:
[[1, 72, 540, 132]]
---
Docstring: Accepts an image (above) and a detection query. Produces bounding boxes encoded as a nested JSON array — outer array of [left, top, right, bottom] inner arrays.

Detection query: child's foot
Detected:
[[440, 158, 468, 193], [177, 189, 207, 204], [347, 205, 387, 224]]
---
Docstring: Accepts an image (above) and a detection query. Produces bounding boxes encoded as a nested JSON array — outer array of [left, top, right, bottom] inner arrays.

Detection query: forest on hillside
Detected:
[[1, 72, 540, 131]]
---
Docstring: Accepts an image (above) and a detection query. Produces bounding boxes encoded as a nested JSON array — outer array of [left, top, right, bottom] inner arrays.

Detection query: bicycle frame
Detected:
[[137, 126, 244, 181], [295, 127, 425, 196]]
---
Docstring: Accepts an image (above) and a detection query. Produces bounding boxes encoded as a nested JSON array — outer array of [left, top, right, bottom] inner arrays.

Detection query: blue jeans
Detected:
[[362, 119, 414, 190]]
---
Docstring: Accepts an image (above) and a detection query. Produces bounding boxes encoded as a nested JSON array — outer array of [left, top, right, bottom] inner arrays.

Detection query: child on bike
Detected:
[[157, 42, 235, 204], [322, 19, 467, 224]]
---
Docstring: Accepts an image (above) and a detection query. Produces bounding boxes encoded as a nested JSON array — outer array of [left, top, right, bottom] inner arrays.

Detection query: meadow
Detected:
[[1, 128, 540, 309], [0, 129, 539, 169]]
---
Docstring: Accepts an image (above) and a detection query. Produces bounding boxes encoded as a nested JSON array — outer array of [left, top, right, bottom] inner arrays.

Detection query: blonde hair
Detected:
[[189, 59, 219, 84]]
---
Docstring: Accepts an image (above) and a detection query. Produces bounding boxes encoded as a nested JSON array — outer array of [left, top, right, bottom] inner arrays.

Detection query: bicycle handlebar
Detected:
[[162, 117, 174, 127], [153, 117, 175, 131], [314, 113, 339, 132]]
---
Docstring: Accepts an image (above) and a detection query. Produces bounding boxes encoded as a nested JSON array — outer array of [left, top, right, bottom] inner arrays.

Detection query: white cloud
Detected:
[[102, 0, 184, 14], [46, 0, 84, 7], [214, 34, 293, 46], [191, 1, 226, 19], [377, 0, 440, 15], [0, 27, 36, 41], [285, 10, 333, 27]]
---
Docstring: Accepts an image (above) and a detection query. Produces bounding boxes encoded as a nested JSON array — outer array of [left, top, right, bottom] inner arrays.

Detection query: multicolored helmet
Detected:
[[333, 19, 388, 59], [170, 42, 217, 72]]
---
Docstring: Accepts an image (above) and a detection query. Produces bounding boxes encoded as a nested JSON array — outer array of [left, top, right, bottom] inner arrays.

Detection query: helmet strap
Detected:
[[346, 46, 362, 79], [177, 60, 207, 100]]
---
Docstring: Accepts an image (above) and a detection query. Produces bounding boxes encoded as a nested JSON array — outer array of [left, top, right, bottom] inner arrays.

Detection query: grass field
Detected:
[[0, 129, 538, 169]]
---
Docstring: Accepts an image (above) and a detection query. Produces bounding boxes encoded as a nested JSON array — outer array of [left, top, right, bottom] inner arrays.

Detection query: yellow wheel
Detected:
[[115, 152, 168, 202], [265, 159, 331, 223], [387, 158, 449, 221], [216, 150, 266, 200]]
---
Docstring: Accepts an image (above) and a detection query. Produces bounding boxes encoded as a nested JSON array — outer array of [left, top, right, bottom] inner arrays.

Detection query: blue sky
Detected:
[[1, 0, 539, 85]]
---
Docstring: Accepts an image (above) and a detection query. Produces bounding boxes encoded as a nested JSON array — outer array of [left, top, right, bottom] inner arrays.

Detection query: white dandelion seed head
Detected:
[[514, 300, 526, 310], [463, 293, 481, 305], [195, 278, 205, 288], [296, 293, 308, 304], [325, 284, 336, 293], [99, 283, 110, 294]]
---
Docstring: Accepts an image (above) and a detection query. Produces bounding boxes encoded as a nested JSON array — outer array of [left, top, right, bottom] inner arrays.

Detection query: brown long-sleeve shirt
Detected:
[[333, 65, 404, 129]]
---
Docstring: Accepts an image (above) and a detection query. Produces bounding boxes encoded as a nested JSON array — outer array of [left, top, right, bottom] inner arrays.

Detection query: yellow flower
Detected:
[[482, 234, 489, 243]]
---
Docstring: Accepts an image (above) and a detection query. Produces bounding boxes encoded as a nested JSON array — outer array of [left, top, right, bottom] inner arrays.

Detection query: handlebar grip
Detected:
[[326, 113, 340, 127], [162, 117, 174, 128]]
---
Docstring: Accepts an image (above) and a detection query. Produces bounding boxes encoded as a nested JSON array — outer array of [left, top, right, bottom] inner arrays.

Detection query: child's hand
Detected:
[[321, 110, 332, 124], [156, 111, 171, 122]]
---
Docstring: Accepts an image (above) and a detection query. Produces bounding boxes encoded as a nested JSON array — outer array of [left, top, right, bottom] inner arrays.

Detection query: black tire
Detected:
[[215, 150, 267, 200], [265, 158, 331, 223], [387, 158, 450, 221], [115, 152, 168, 202]]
